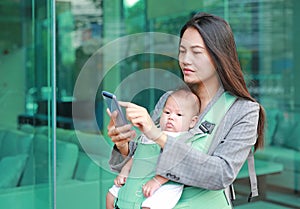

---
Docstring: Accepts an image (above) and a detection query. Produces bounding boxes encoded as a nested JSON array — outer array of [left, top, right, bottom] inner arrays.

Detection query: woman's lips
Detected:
[[183, 68, 194, 74]]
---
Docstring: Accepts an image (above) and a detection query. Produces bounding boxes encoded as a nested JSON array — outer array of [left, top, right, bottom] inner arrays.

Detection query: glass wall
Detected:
[[0, 0, 299, 208], [0, 0, 55, 208]]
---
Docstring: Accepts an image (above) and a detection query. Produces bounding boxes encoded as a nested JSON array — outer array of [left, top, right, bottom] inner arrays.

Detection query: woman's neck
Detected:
[[195, 82, 221, 113]]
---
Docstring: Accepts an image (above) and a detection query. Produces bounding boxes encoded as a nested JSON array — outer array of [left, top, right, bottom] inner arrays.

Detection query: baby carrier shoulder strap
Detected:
[[225, 151, 258, 204], [201, 92, 258, 204], [187, 92, 258, 204], [247, 149, 259, 200], [186, 91, 237, 152], [152, 91, 258, 204]]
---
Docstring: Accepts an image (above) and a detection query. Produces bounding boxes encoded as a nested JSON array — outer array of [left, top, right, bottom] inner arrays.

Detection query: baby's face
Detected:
[[159, 95, 196, 132]]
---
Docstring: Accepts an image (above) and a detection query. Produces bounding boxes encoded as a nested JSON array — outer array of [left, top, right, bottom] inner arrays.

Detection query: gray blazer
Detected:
[[109, 87, 259, 191]]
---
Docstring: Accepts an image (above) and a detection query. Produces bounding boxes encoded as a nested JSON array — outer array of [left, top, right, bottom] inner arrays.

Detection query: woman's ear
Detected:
[[189, 116, 199, 129]]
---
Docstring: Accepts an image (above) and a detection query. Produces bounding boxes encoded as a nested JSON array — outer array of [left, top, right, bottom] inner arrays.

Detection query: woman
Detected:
[[107, 12, 265, 208]]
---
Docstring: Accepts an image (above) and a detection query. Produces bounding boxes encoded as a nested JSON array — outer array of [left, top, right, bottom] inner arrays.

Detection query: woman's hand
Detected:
[[106, 109, 136, 155], [119, 102, 163, 141], [118, 102, 153, 133]]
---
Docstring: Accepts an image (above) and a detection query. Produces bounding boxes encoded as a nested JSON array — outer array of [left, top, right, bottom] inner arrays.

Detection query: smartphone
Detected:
[[102, 91, 128, 127]]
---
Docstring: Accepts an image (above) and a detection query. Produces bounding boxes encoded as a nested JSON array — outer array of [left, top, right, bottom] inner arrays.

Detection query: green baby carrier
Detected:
[[115, 92, 236, 209]]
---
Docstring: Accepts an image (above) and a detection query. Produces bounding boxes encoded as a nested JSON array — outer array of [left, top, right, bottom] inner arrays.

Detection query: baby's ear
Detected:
[[189, 116, 199, 128]]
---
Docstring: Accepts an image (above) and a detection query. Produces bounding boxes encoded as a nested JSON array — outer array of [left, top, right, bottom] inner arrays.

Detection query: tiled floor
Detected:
[[266, 190, 300, 209], [234, 181, 300, 209], [235, 201, 294, 209]]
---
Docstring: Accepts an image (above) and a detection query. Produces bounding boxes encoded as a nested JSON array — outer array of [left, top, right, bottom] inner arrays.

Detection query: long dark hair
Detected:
[[180, 12, 265, 151]]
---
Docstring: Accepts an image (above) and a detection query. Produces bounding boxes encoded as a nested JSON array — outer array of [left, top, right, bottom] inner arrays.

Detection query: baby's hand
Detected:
[[114, 175, 127, 187], [142, 178, 161, 197]]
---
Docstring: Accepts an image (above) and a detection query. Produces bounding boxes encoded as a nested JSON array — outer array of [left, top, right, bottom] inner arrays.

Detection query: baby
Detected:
[[106, 88, 200, 209]]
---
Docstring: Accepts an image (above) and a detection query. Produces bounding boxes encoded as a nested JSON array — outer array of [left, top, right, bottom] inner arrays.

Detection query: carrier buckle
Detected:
[[199, 121, 215, 134]]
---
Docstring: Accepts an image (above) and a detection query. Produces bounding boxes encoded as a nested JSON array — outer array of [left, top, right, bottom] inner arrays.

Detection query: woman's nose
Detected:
[[180, 53, 192, 65]]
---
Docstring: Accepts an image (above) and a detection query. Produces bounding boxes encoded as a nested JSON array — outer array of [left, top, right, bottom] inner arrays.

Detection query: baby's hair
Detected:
[[169, 85, 201, 115]]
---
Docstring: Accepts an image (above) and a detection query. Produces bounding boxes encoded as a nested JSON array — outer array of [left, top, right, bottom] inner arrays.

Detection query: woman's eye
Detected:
[[164, 111, 170, 114], [179, 48, 186, 53], [177, 113, 182, 117], [193, 51, 202, 54]]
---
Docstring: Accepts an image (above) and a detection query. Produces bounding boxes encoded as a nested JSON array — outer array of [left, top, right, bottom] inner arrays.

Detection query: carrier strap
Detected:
[[186, 91, 237, 152], [225, 150, 258, 203], [154, 90, 259, 204], [247, 149, 259, 201]]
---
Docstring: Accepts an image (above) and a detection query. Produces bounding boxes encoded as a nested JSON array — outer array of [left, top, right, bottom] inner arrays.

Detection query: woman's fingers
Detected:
[[108, 123, 132, 136], [119, 101, 152, 129], [108, 123, 136, 143], [119, 101, 147, 116], [106, 109, 115, 129], [119, 101, 139, 108]]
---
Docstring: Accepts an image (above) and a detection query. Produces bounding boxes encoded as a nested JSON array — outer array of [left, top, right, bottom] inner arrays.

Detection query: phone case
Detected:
[[102, 91, 127, 127]]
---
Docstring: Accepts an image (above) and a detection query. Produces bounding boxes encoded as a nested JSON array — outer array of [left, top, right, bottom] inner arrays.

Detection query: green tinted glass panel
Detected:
[[0, 0, 299, 208]]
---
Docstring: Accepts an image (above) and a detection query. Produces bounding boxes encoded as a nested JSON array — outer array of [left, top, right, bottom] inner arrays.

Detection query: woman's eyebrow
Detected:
[[179, 44, 205, 49], [191, 45, 205, 49]]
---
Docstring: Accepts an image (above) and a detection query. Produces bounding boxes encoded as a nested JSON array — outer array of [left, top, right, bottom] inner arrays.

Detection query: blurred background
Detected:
[[0, 0, 299, 208]]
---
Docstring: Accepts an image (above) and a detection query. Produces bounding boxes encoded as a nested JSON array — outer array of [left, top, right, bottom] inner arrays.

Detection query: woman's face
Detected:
[[179, 27, 217, 86]]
